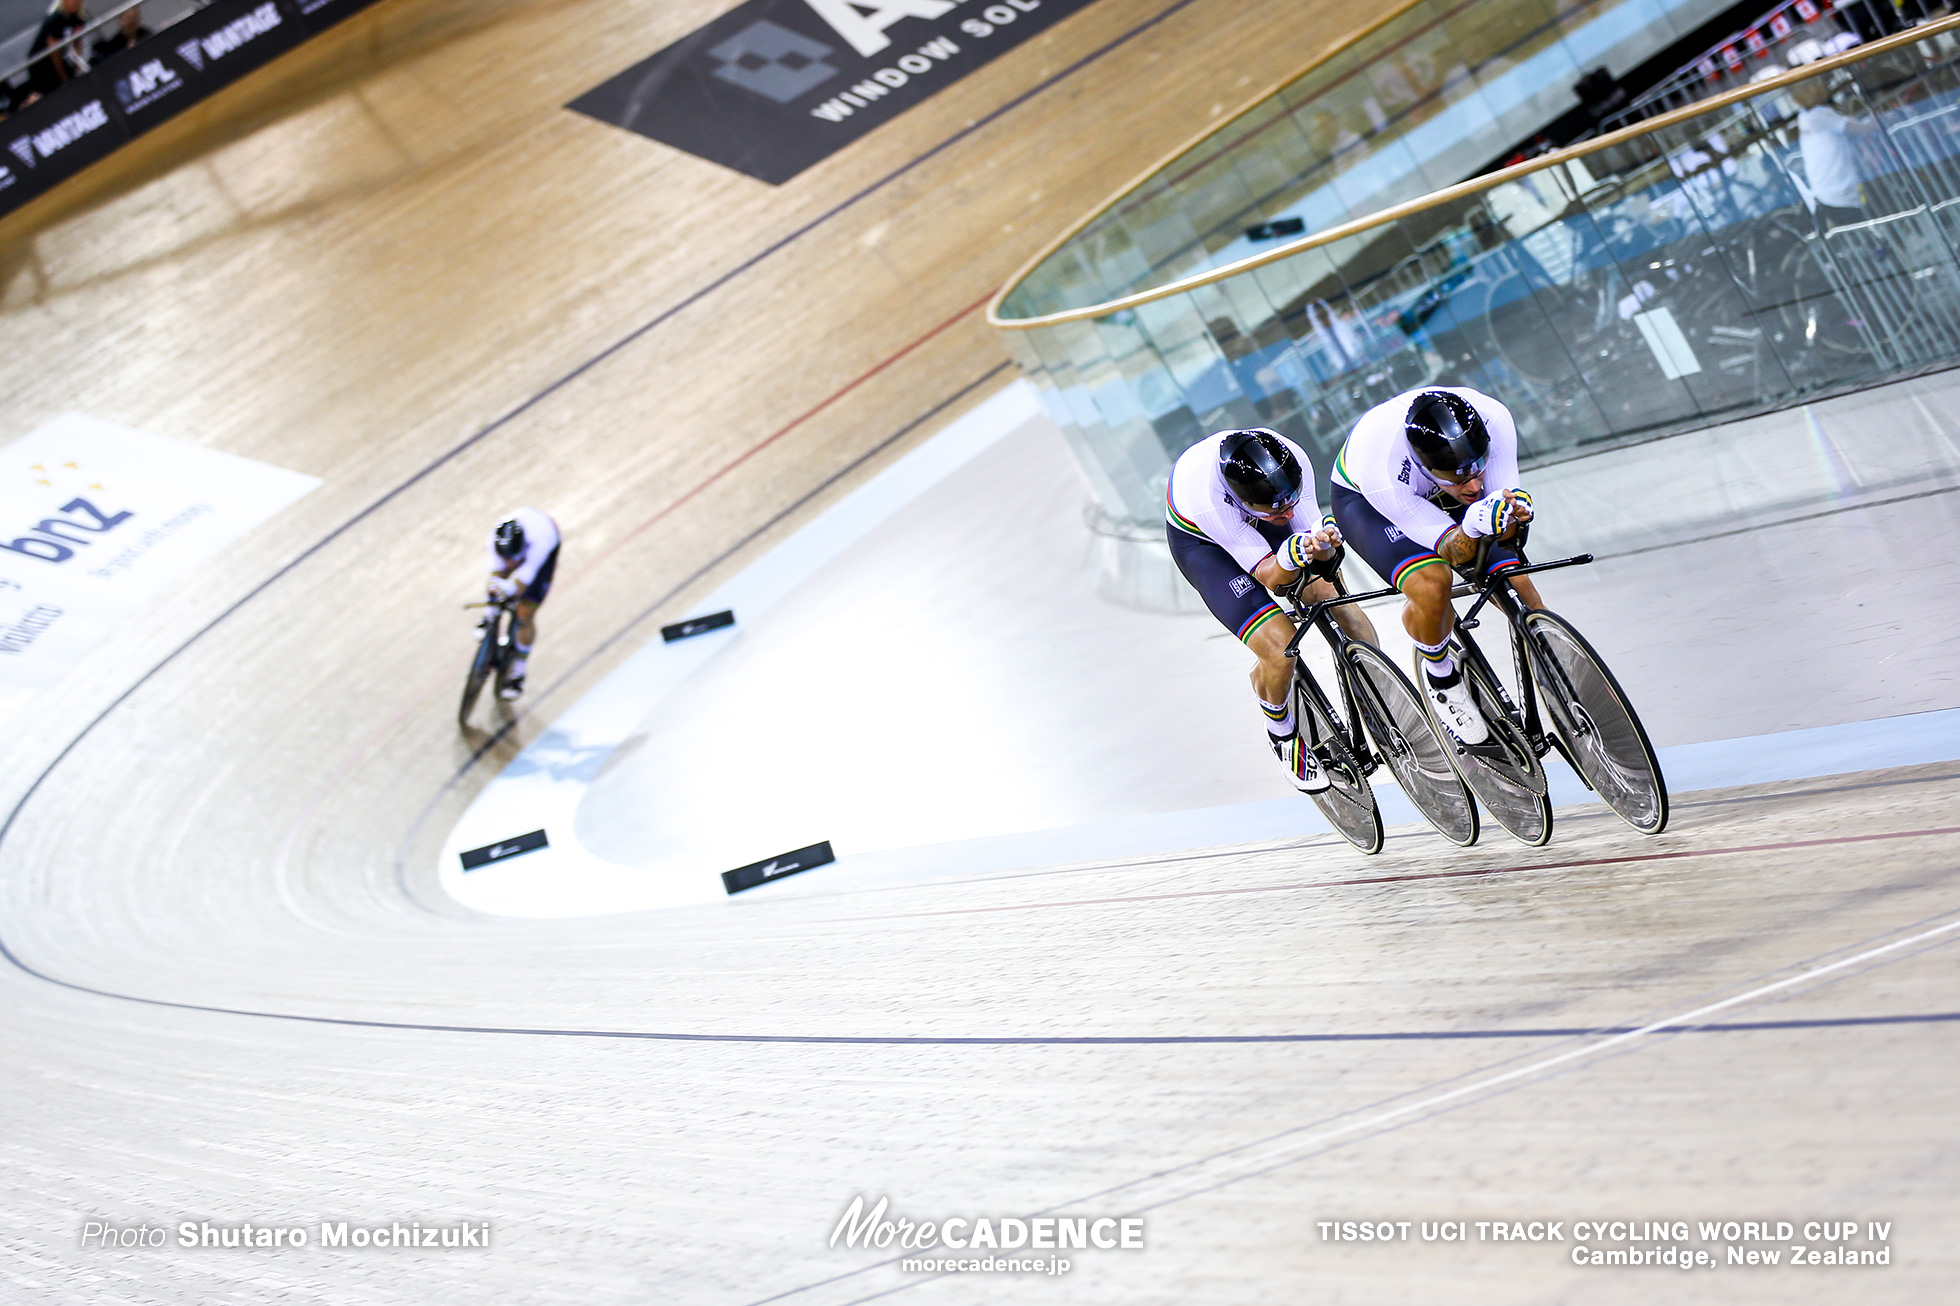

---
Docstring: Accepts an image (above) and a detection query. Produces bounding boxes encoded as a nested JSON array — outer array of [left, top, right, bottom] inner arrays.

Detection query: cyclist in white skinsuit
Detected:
[[1328, 388, 1542, 744], [1166, 428, 1375, 793], [485, 507, 561, 700]]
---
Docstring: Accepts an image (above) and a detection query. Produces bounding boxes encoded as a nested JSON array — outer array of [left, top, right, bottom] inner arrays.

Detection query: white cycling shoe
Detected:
[[1271, 731, 1331, 793], [1426, 672, 1490, 745]]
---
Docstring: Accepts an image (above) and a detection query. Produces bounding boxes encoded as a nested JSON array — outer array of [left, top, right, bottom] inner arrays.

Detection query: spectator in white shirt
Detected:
[[1791, 75, 1877, 228]]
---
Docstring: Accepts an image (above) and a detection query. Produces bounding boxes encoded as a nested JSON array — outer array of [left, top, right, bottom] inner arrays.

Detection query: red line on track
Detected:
[[312, 296, 994, 854], [825, 825, 1960, 923], [562, 291, 995, 588]]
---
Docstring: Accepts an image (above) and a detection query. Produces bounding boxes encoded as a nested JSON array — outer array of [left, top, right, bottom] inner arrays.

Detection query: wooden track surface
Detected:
[[1, 1, 1957, 1300]]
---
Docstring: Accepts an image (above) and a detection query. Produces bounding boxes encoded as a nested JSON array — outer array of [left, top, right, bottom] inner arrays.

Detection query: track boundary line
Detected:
[[0, 0, 1215, 983], [817, 825, 1960, 922]]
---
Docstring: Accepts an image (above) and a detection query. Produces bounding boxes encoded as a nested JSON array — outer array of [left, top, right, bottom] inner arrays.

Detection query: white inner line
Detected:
[[1117, 913, 1960, 1211]]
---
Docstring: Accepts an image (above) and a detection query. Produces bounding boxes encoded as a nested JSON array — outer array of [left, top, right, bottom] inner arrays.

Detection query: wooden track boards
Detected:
[[1, 2, 1957, 1302], [0, 0, 1373, 866]]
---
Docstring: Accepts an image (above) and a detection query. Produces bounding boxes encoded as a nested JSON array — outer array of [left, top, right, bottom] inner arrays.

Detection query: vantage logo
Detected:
[[177, 1, 283, 72], [569, 0, 1103, 184], [21, 101, 110, 162]]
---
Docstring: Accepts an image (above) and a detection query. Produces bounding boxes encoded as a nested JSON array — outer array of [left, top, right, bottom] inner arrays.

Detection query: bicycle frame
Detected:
[[1447, 545, 1598, 781], [1276, 576, 1403, 776]]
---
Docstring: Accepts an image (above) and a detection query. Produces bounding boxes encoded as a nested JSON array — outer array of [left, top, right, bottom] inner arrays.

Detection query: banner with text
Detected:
[[0, 415, 319, 689], [96, 0, 308, 137], [0, 0, 388, 217], [569, 0, 1101, 185]]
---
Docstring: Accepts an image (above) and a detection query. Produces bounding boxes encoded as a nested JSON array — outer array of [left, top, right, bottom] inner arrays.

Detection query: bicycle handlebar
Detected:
[[1279, 580, 1401, 658]]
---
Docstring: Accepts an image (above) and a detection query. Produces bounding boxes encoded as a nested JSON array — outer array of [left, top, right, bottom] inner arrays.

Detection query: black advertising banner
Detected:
[[0, 86, 127, 209], [0, 0, 385, 219], [145, 0, 307, 127], [458, 829, 551, 871], [569, 0, 1101, 184], [95, 0, 307, 137], [722, 840, 836, 894]]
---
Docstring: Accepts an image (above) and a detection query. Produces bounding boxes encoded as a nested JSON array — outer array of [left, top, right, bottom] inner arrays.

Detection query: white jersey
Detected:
[[486, 506, 561, 590], [1797, 105, 1871, 208], [1331, 387, 1521, 550], [1165, 430, 1322, 573]]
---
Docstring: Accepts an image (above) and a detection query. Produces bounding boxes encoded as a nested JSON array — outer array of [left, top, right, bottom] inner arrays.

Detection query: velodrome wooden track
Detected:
[[2, 0, 1958, 1301]]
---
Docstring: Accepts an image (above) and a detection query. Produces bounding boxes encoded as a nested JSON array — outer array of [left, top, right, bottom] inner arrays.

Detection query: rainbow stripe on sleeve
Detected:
[[1165, 482, 1208, 538]]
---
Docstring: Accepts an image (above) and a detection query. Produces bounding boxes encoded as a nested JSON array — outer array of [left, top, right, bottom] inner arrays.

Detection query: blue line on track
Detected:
[[0, 0, 1209, 1005]]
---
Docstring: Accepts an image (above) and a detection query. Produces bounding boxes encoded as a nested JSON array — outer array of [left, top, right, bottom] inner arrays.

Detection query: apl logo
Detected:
[[116, 59, 181, 109], [708, 20, 838, 103]]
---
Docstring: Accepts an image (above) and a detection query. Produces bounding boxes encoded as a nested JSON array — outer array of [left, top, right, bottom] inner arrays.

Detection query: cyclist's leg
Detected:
[[1331, 485, 1487, 742], [510, 545, 560, 668], [1168, 524, 1293, 710], [1483, 545, 1545, 610], [1329, 485, 1453, 643], [1167, 525, 1322, 790]]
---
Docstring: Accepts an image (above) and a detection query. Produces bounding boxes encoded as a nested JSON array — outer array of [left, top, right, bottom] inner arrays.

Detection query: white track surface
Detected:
[[7, 3, 1960, 1296], [442, 379, 1960, 917]]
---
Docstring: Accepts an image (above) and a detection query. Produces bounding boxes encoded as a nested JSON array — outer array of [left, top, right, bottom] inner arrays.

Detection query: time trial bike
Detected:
[[458, 594, 522, 728], [1275, 573, 1479, 853], [1425, 535, 1669, 845]]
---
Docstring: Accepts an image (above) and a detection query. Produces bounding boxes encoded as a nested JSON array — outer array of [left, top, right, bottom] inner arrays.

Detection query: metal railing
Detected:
[[2, 1, 199, 90], [1603, 0, 1918, 131], [988, 15, 1960, 530], [991, 15, 1960, 328]]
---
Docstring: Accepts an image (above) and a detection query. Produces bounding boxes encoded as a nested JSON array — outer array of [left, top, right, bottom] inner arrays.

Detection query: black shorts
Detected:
[[520, 545, 560, 604], [1329, 485, 1521, 591], [1167, 521, 1290, 644]]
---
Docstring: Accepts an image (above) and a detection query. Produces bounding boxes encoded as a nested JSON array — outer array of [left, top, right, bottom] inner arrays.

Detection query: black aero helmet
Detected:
[[1216, 428, 1303, 511], [493, 517, 526, 559], [1404, 390, 1490, 481]]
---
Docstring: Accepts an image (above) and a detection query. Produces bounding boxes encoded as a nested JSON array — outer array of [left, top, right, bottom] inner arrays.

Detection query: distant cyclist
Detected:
[[485, 507, 561, 701], [1329, 388, 1541, 745], [1168, 428, 1375, 793]]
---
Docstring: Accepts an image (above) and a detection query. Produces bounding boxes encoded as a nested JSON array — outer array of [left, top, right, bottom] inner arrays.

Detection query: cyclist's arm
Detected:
[[1251, 555, 1297, 589], [505, 548, 548, 592]]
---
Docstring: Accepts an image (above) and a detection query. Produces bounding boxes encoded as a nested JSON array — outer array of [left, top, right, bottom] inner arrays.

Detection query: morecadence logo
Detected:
[[830, 1194, 1143, 1276], [569, 0, 1104, 184]]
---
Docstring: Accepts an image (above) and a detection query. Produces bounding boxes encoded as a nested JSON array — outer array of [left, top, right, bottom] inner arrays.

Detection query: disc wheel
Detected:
[[1433, 649, 1552, 848], [1297, 677, 1383, 855], [458, 617, 500, 728], [1524, 610, 1668, 834], [1344, 643, 1478, 846]]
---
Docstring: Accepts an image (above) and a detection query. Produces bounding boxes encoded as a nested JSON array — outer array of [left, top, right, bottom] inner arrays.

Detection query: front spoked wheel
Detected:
[[1296, 677, 1382, 855], [1524, 610, 1669, 834], [1439, 650, 1552, 848], [1345, 644, 1478, 847]]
